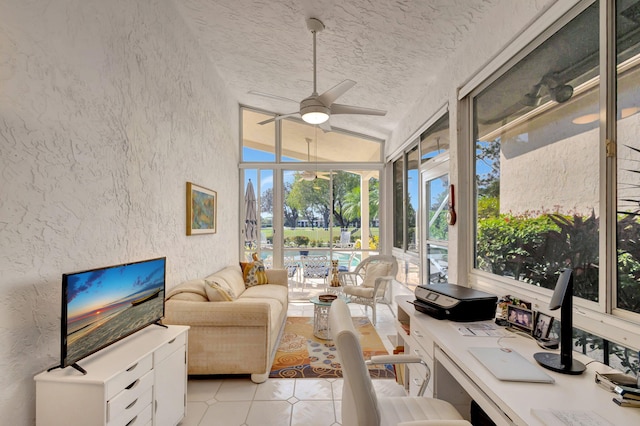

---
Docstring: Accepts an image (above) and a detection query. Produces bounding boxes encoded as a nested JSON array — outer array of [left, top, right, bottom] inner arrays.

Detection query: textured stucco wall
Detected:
[[0, 0, 239, 424]]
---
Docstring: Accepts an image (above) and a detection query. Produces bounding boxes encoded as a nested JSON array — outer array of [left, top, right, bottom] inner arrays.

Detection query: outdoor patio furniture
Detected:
[[300, 255, 330, 290], [340, 255, 398, 325], [283, 256, 300, 289]]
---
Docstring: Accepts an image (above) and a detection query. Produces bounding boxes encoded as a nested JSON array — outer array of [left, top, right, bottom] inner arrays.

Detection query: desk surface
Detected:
[[397, 296, 640, 425]]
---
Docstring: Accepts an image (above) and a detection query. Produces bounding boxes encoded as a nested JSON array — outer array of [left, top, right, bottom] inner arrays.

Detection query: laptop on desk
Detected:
[[469, 347, 555, 383]]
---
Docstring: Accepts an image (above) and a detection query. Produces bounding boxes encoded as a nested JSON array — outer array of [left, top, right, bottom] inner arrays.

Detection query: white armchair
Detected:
[[329, 298, 471, 426], [341, 255, 398, 325]]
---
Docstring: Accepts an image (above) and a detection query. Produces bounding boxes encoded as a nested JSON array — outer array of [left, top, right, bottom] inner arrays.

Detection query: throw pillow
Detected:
[[242, 253, 268, 287], [204, 278, 236, 301], [362, 262, 392, 288]]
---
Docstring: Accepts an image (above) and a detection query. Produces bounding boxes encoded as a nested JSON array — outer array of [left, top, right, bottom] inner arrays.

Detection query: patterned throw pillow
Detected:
[[241, 253, 268, 287], [204, 279, 236, 301]]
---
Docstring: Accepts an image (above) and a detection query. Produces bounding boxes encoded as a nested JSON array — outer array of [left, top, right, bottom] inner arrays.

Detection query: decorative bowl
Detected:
[[318, 294, 338, 303]]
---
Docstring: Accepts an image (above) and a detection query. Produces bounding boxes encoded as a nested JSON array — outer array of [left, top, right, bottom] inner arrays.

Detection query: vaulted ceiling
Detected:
[[171, 0, 503, 141]]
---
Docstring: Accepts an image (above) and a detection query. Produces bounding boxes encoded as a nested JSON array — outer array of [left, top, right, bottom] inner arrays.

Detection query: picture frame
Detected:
[[186, 182, 217, 235], [506, 304, 534, 335], [533, 312, 554, 339]]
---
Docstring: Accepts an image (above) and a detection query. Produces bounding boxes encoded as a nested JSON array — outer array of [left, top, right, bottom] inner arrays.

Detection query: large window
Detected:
[[241, 108, 384, 271], [473, 2, 601, 301], [469, 0, 640, 371], [616, 0, 640, 315], [392, 111, 450, 289]]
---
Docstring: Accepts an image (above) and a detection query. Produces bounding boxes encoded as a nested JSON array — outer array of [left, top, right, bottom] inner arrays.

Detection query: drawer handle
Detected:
[[168, 338, 177, 344], [125, 379, 139, 390], [413, 330, 423, 338], [413, 349, 422, 357], [412, 378, 424, 385], [126, 363, 138, 372], [125, 415, 138, 426], [126, 398, 138, 410]]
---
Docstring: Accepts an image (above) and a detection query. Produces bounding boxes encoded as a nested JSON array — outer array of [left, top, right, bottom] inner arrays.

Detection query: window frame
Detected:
[[390, 106, 450, 285], [464, 0, 640, 348]]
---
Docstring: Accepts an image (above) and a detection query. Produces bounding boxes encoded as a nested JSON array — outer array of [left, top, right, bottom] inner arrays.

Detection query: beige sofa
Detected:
[[163, 264, 288, 383]]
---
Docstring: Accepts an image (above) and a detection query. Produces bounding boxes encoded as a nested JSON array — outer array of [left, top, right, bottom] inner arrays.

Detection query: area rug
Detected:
[[269, 316, 395, 379]]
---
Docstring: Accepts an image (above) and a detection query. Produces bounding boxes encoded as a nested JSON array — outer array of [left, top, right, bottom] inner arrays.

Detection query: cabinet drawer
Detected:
[[108, 370, 154, 421], [154, 332, 186, 364], [411, 325, 434, 357], [108, 389, 153, 426], [106, 354, 153, 400]]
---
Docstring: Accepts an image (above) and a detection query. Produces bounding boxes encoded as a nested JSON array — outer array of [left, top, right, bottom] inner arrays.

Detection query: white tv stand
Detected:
[[395, 295, 640, 425], [34, 324, 189, 426]]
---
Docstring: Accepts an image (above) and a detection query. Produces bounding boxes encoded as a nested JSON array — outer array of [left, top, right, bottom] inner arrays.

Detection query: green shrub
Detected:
[[293, 235, 310, 246]]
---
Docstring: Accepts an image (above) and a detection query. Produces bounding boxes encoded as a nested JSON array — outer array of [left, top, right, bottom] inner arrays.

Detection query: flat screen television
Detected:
[[59, 257, 166, 374]]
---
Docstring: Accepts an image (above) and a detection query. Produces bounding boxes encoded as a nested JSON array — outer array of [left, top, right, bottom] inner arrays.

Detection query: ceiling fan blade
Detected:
[[331, 103, 387, 116], [317, 80, 356, 106], [248, 90, 299, 104], [318, 120, 332, 133], [258, 112, 300, 125]]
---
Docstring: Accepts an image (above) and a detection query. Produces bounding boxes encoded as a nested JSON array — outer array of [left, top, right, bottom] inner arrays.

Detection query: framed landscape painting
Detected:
[[186, 182, 217, 235]]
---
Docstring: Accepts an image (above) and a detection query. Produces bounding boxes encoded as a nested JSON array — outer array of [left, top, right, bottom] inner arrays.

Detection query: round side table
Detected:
[[309, 295, 350, 340]]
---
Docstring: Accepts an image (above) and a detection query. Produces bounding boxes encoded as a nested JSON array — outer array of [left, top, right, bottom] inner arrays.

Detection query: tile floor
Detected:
[[179, 282, 414, 426]]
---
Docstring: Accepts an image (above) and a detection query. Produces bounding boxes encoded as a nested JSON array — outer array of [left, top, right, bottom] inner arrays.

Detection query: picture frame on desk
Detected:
[[533, 312, 553, 339], [507, 304, 534, 335]]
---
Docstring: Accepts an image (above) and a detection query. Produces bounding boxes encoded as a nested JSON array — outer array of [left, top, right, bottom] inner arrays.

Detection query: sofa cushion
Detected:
[[165, 278, 208, 301], [241, 254, 268, 287], [205, 265, 246, 299], [204, 279, 235, 301], [241, 284, 288, 309], [168, 291, 208, 302]]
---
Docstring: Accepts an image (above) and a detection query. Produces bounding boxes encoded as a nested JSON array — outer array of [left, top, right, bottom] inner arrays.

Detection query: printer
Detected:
[[413, 283, 498, 321]]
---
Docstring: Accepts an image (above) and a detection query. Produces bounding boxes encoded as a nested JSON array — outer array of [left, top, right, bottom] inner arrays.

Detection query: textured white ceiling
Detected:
[[171, 0, 502, 140]]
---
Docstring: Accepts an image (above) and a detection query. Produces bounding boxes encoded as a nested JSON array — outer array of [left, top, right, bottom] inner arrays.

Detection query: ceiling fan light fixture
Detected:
[[302, 110, 329, 124], [300, 98, 330, 124]]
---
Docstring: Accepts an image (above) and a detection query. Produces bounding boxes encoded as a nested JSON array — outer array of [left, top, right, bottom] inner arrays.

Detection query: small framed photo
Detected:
[[533, 312, 554, 339], [507, 304, 534, 335], [186, 182, 217, 235]]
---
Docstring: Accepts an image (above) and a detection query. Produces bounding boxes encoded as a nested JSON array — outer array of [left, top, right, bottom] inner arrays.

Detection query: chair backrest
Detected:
[[301, 255, 329, 278], [340, 230, 351, 245], [329, 298, 380, 426], [354, 255, 398, 289], [283, 256, 298, 278]]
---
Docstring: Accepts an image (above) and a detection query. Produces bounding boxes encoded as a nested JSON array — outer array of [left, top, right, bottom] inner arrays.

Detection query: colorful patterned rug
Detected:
[[269, 316, 395, 379]]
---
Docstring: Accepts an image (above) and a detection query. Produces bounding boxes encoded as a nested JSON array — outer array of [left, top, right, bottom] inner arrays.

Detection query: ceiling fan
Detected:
[[250, 18, 386, 130], [299, 138, 330, 182]]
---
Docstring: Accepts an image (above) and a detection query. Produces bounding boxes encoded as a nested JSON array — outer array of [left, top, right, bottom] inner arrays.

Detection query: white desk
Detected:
[[395, 295, 640, 425]]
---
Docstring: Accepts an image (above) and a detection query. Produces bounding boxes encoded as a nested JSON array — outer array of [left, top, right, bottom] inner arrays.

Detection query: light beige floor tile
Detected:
[[254, 378, 296, 400], [198, 401, 251, 426], [294, 378, 333, 400], [333, 400, 342, 425], [246, 400, 292, 425], [187, 378, 223, 402], [290, 400, 337, 426], [178, 401, 208, 426], [215, 378, 258, 401]]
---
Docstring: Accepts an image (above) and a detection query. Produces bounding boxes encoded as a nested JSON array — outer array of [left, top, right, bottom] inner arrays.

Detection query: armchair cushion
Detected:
[[362, 262, 393, 287], [344, 285, 375, 298]]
